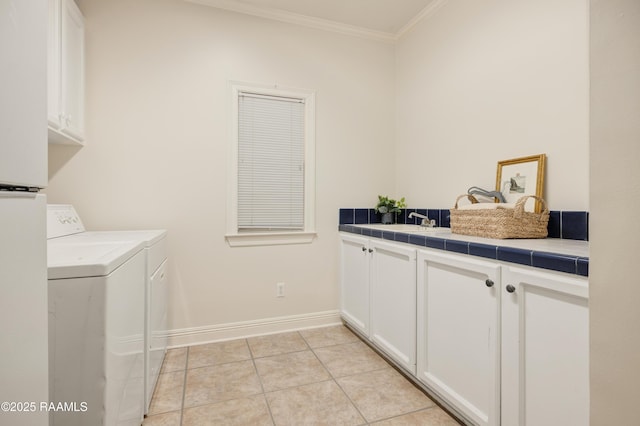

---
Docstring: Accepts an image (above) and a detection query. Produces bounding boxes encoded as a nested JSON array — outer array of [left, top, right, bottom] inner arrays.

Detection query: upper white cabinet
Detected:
[[417, 250, 501, 426], [48, 0, 85, 145], [501, 266, 589, 426]]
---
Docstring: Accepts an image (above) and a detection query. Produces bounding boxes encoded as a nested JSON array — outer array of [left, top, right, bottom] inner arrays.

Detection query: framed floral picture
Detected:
[[496, 154, 546, 212]]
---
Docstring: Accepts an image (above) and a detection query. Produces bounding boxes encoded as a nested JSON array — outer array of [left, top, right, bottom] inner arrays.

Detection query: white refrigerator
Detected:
[[0, 1, 50, 425]]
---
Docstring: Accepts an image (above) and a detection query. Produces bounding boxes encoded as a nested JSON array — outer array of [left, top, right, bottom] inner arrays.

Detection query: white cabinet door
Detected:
[[60, 0, 84, 141], [417, 250, 500, 426], [340, 233, 371, 337], [501, 266, 589, 426], [370, 240, 417, 374], [47, 0, 62, 130], [48, 0, 84, 145]]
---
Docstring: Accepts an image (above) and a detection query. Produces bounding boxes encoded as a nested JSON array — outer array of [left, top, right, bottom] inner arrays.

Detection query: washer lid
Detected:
[[47, 240, 145, 279], [80, 230, 167, 247]]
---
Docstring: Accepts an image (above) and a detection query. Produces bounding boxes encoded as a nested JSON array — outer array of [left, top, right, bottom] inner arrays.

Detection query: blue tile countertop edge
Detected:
[[339, 224, 589, 277]]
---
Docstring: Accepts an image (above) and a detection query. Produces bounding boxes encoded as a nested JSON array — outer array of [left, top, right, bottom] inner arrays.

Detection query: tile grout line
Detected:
[[148, 326, 460, 425], [181, 340, 273, 417], [370, 406, 448, 425], [343, 325, 456, 424], [246, 338, 278, 426], [300, 330, 370, 425], [178, 347, 189, 426]]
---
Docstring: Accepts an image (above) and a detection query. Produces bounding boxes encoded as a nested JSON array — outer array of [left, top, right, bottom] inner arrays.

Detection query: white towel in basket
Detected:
[[456, 203, 517, 211]]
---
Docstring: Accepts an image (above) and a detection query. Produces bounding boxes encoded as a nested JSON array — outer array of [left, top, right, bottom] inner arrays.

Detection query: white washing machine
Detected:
[[47, 209, 146, 426], [47, 205, 169, 424]]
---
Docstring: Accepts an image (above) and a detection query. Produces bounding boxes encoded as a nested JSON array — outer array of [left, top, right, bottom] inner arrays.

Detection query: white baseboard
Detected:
[[166, 310, 342, 348]]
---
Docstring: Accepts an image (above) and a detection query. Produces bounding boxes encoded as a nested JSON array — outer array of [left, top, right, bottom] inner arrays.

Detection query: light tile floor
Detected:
[[143, 325, 461, 426]]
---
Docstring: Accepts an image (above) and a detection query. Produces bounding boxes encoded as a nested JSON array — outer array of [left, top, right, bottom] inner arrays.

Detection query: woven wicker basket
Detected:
[[450, 194, 549, 239]]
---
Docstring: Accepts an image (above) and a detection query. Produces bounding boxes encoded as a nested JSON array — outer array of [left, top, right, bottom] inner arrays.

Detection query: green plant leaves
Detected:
[[375, 195, 406, 213]]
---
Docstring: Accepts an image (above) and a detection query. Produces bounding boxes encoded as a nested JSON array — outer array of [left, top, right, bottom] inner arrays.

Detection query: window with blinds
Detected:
[[237, 92, 306, 232], [227, 82, 316, 246]]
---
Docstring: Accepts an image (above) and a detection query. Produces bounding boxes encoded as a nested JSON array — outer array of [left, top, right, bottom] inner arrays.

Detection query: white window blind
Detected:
[[237, 92, 305, 231]]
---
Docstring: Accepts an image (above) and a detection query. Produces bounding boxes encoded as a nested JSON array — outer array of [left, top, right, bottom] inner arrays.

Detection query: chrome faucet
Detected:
[[408, 212, 436, 227]]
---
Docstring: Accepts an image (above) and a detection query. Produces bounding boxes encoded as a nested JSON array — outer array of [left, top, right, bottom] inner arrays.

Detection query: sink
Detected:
[[354, 224, 447, 234]]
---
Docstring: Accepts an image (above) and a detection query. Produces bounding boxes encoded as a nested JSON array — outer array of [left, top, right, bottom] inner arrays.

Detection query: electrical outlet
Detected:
[[276, 282, 285, 298]]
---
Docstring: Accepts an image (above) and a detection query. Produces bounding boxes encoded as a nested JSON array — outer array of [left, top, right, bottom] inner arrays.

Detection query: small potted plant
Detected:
[[375, 195, 406, 224]]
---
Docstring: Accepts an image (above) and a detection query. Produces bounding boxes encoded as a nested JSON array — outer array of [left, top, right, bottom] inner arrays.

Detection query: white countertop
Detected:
[[351, 224, 589, 259]]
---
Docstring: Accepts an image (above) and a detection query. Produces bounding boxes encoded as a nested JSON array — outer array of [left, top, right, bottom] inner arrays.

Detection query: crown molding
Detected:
[[396, 0, 450, 40], [185, 0, 397, 43], [184, 0, 449, 43]]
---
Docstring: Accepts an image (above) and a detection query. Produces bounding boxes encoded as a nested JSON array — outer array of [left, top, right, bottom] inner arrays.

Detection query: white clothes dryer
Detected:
[[72, 229, 168, 413]]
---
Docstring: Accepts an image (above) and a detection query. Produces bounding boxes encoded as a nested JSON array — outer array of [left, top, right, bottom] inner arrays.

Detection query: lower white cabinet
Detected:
[[416, 250, 501, 426], [339, 233, 417, 373], [370, 239, 417, 374], [339, 233, 589, 426], [501, 266, 589, 426], [340, 233, 371, 336]]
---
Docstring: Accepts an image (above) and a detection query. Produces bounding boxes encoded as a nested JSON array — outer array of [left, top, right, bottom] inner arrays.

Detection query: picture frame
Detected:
[[496, 154, 546, 212]]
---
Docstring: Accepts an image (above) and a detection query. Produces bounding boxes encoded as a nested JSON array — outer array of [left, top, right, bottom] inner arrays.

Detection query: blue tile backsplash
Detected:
[[547, 211, 561, 238], [354, 209, 369, 224], [339, 209, 354, 224], [339, 208, 589, 241], [561, 211, 589, 241]]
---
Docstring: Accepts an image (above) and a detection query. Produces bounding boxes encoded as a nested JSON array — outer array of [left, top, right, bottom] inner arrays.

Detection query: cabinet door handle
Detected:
[[506, 284, 516, 293], [361, 247, 367, 252], [368, 248, 374, 253], [485, 279, 494, 287]]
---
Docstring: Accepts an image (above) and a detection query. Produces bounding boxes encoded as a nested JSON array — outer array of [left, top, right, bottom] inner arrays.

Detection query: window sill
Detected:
[[225, 231, 317, 247]]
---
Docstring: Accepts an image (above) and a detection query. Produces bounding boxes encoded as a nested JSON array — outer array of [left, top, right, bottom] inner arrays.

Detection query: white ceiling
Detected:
[[186, 0, 443, 41]]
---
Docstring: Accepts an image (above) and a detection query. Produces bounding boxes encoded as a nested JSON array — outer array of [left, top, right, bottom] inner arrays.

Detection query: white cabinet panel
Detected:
[[60, 0, 84, 140], [370, 239, 416, 374], [340, 233, 370, 336], [417, 250, 500, 426], [339, 234, 417, 373], [48, 0, 84, 145], [501, 266, 589, 426], [48, 0, 61, 130]]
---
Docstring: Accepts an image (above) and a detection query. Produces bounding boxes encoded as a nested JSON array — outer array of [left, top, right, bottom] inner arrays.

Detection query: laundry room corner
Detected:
[[45, 0, 397, 345]]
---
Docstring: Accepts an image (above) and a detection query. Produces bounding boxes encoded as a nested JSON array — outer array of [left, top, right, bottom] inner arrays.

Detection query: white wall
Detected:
[[395, 0, 589, 210], [590, 0, 640, 423], [47, 0, 593, 346], [47, 0, 396, 343]]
